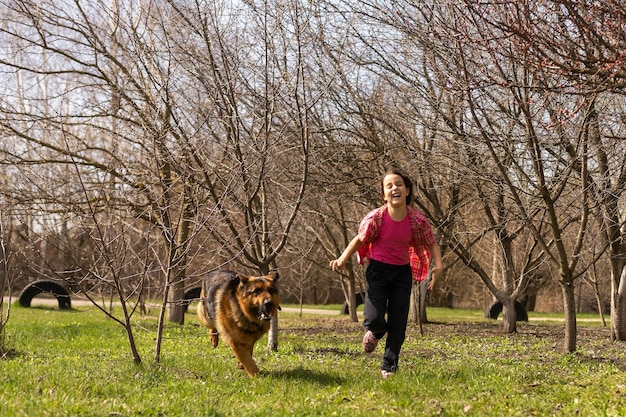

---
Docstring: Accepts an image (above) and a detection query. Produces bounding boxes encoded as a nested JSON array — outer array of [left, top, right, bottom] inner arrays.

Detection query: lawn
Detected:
[[0, 303, 624, 416]]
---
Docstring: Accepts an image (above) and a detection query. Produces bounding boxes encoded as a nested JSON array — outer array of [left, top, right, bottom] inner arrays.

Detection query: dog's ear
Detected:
[[268, 271, 279, 282], [236, 274, 250, 285]]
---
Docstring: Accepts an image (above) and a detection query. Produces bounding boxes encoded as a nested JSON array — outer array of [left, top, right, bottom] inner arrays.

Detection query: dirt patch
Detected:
[[279, 315, 626, 370]]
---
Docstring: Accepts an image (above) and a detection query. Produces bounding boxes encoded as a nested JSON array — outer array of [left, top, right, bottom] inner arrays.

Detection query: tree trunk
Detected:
[[562, 281, 577, 353], [263, 265, 279, 351], [118, 287, 142, 364], [502, 298, 517, 333], [594, 286, 606, 328], [410, 281, 418, 323], [268, 314, 279, 351], [348, 271, 358, 322], [411, 280, 429, 325], [166, 197, 192, 325], [610, 263, 626, 341], [419, 280, 429, 324], [124, 322, 142, 364], [167, 278, 185, 325], [590, 269, 606, 327]]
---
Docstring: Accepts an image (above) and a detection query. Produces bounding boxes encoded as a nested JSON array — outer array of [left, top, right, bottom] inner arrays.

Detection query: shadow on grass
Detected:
[[13, 303, 81, 313], [266, 366, 344, 385], [0, 348, 20, 360], [290, 345, 361, 358]]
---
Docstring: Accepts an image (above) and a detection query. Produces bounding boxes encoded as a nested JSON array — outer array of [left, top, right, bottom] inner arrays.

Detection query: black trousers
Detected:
[[363, 259, 412, 373]]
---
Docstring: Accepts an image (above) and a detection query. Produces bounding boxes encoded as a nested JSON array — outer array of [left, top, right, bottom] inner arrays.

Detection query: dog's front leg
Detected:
[[230, 341, 259, 377], [209, 329, 219, 348]]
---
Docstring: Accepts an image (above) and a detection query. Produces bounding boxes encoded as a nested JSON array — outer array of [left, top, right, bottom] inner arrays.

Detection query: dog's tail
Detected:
[[197, 281, 213, 329]]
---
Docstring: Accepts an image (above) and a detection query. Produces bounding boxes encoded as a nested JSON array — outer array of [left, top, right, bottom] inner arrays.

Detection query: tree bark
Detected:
[[410, 281, 418, 323], [166, 197, 192, 325], [610, 263, 626, 341], [502, 298, 517, 334], [348, 273, 358, 322], [268, 315, 279, 352], [562, 280, 577, 353]]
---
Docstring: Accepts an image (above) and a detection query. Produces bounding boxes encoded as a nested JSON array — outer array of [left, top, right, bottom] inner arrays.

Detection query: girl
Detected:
[[329, 168, 443, 379]]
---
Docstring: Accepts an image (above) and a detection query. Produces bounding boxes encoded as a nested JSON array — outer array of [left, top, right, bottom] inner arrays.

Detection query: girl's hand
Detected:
[[428, 265, 443, 291], [329, 258, 345, 271], [330, 237, 362, 273]]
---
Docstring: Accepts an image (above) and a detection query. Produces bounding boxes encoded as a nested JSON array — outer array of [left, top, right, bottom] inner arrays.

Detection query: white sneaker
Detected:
[[381, 370, 394, 379], [362, 330, 379, 353]]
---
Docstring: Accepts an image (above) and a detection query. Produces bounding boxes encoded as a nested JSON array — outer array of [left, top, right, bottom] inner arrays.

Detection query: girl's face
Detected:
[[382, 174, 409, 207]]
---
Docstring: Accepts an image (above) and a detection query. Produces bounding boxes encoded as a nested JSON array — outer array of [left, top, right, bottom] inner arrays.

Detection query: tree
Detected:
[[0, 0, 220, 360], [1, 0, 622, 360], [162, 0, 316, 349], [0, 210, 18, 357], [327, 0, 540, 333], [461, 0, 626, 346]]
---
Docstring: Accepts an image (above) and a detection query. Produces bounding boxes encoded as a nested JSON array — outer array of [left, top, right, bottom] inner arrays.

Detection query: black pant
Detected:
[[363, 259, 412, 373]]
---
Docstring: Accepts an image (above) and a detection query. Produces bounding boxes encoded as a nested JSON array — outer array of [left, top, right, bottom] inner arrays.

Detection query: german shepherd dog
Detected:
[[197, 270, 280, 377]]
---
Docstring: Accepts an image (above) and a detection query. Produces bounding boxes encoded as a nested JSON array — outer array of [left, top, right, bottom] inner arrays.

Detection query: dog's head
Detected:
[[237, 271, 280, 322]]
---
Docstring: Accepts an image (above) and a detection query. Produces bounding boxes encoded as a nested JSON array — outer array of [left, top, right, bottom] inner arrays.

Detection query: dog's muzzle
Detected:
[[257, 300, 275, 321]]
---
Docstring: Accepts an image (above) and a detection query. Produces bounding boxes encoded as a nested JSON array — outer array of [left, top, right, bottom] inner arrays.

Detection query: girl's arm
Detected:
[[428, 243, 443, 291], [329, 235, 363, 271]]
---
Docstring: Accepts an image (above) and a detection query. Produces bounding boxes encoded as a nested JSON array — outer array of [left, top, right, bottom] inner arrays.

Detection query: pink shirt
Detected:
[[356, 204, 436, 282], [369, 211, 411, 265]]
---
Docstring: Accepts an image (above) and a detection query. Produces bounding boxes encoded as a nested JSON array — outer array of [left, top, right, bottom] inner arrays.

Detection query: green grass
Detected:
[[1, 304, 625, 416]]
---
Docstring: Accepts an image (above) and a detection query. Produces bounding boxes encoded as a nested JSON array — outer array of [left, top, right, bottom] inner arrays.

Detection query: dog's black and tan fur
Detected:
[[197, 269, 280, 377]]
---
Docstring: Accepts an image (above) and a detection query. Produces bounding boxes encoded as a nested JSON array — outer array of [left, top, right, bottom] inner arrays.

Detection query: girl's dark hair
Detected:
[[380, 168, 414, 206]]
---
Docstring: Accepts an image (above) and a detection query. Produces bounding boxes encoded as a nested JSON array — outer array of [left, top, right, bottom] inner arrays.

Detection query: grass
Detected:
[[1, 303, 625, 416]]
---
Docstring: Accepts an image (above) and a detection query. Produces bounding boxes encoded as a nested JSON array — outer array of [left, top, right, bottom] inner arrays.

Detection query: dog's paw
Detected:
[[210, 331, 219, 348]]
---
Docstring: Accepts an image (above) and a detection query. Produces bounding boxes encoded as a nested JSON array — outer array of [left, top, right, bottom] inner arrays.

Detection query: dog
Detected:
[[197, 269, 280, 377]]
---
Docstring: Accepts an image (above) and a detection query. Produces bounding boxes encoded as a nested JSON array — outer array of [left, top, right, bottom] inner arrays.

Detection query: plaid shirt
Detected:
[[356, 204, 435, 282]]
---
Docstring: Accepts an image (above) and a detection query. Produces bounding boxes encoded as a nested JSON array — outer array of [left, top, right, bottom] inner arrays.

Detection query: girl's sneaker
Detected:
[[362, 330, 378, 353], [381, 370, 394, 379]]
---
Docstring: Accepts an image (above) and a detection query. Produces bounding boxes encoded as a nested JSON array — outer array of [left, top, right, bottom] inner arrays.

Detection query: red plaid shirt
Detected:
[[356, 204, 435, 282]]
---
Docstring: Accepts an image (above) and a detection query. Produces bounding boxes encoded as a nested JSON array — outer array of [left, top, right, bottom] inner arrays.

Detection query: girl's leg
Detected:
[[381, 265, 412, 373], [363, 260, 389, 339]]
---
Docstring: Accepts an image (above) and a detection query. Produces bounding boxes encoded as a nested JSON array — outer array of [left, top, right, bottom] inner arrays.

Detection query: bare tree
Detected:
[[326, 1, 536, 332], [328, 2, 611, 351], [460, 0, 626, 347], [0, 0, 226, 363], [2, 0, 622, 361], [162, 0, 317, 349], [0, 210, 17, 357]]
